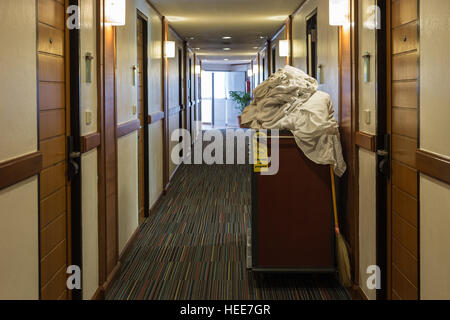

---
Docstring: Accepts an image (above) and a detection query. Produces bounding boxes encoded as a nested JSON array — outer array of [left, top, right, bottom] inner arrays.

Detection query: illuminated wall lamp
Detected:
[[279, 40, 290, 57], [329, 0, 349, 26], [105, 0, 126, 26], [164, 41, 176, 58], [253, 64, 259, 75]]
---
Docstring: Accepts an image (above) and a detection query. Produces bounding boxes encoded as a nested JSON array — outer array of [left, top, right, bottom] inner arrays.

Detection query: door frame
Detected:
[[338, 0, 359, 290], [375, 0, 388, 300], [137, 10, 150, 219], [96, 0, 120, 296], [67, 0, 83, 300], [306, 9, 318, 79]]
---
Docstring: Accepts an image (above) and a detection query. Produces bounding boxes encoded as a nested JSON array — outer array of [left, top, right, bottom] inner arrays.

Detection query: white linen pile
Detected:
[[241, 65, 347, 177]]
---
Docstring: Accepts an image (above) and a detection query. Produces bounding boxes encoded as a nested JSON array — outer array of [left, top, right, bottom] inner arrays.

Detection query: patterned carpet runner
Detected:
[[106, 132, 350, 300]]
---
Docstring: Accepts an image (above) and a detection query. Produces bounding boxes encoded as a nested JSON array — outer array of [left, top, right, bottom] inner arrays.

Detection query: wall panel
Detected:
[[419, 0, 450, 300]]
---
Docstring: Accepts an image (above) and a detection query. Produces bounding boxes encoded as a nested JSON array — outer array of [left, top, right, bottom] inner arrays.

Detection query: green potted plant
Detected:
[[229, 91, 252, 127]]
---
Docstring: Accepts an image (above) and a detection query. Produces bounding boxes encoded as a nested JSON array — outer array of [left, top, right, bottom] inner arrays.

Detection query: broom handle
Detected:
[[330, 165, 340, 235]]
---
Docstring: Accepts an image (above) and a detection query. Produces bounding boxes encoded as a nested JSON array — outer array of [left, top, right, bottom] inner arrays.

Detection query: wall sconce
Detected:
[[247, 69, 253, 77], [85, 52, 94, 83], [329, 0, 349, 26], [279, 40, 290, 57], [195, 65, 201, 75], [105, 0, 126, 26], [317, 64, 324, 84], [253, 64, 259, 76], [362, 52, 371, 83], [164, 41, 176, 58], [364, 5, 381, 30]]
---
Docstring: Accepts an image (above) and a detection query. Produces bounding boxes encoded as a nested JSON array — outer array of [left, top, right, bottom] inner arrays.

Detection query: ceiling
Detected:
[[150, 0, 303, 64]]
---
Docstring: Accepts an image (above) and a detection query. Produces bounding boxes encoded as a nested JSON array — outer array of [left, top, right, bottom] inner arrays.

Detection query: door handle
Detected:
[[67, 136, 81, 181], [377, 150, 388, 157], [377, 134, 390, 179]]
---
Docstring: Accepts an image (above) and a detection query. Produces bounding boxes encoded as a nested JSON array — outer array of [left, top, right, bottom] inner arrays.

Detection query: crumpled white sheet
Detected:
[[241, 65, 347, 177]]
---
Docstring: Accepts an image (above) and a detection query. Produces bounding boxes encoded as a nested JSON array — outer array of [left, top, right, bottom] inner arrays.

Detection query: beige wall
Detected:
[[0, 0, 39, 300], [291, 0, 339, 118], [357, 0, 378, 300], [358, 150, 377, 300], [419, 0, 450, 300], [80, 150, 99, 299], [79, 0, 99, 300], [0, 0, 38, 161], [118, 132, 139, 252]]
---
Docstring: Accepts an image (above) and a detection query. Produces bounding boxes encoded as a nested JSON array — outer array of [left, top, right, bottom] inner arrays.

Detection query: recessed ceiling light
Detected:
[[222, 36, 232, 40], [223, 48, 231, 51], [189, 37, 195, 40], [224, 59, 229, 61], [260, 36, 265, 39]]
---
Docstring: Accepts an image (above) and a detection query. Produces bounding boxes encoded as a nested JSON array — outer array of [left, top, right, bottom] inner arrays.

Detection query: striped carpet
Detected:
[[106, 132, 350, 300]]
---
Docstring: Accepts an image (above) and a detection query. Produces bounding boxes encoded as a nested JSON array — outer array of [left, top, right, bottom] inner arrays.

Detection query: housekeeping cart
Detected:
[[248, 131, 337, 274]]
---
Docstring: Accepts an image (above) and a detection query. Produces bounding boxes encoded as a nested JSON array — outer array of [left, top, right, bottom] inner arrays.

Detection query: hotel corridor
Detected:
[[1, 0, 450, 304]]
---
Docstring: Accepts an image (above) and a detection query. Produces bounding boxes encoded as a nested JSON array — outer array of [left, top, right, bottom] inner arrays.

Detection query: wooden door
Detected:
[[387, 0, 419, 300], [137, 15, 146, 224], [38, 0, 70, 300]]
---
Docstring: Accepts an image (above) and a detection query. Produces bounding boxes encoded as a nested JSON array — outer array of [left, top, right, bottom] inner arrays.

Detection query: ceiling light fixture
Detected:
[[222, 36, 232, 40], [223, 48, 231, 51]]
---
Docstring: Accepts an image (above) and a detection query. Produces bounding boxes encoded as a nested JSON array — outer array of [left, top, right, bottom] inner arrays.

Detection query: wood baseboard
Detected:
[[164, 164, 182, 193], [91, 286, 105, 300], [349, 285, 369, 300], [150, 190, 164, 216], [98, 227, 142, 299], [101, 262, 122, 297], [119, 227, 140, 263]]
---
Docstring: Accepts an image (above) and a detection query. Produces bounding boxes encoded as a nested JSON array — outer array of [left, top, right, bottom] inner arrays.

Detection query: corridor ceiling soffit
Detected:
[[149, 0, 302, 63]]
